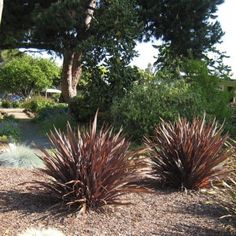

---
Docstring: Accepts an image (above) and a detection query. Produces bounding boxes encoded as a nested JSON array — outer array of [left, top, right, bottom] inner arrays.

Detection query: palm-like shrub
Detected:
[[218, 176, 236, 221], [145, 117, 234, 190], [214, 157, 236, 222], [35, 114, 147, 213]]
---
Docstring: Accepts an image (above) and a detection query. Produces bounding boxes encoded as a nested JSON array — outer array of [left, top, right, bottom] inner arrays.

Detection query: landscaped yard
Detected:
[[1, 2, 236, 235], [0, 111, 236, 236], [0, 168, 235, 236]]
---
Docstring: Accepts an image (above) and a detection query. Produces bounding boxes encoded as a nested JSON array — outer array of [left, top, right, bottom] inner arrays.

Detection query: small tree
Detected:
[[0, 55, 60, 96]]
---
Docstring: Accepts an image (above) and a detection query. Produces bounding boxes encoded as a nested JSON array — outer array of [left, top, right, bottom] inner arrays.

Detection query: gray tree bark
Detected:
[[60, 0, 97, 103]]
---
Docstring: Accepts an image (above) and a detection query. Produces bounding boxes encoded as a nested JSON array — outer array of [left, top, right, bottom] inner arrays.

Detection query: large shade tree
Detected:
[[0, 0, 142, 102], [138, 0, 225, 69]]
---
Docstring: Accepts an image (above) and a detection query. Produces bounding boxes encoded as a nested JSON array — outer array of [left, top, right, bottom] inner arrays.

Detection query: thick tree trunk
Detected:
[[0, 0, 3, 25], [60, 51, 83, 103], [60, 0, 96, 103]]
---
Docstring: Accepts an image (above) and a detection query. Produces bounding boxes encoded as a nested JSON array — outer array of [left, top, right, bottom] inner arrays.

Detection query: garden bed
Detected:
[[0, 168, 235, 236]]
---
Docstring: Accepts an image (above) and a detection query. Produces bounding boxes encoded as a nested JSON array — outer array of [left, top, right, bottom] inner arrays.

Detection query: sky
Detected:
[[132, 0, 236, 77]]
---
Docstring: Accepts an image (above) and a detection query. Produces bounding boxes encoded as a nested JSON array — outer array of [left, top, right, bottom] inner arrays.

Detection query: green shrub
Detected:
[[0, 120, 21, 141], [22, 96, 54, 113], [40, 112, 75, 134], [112, 80, 205, 141], [0, 135, 8, 143], [145, 117, 234, 190], [69, 95, 99, 122], [224, 108, 236, 138], [69, 65, 142, 123], [33, 103, 73, 134], [0, 144, 43, 168], [1, 100, 11, 108], [34, 113, 147, 213], [12, 101, 20, 108], [0, 100, 20, 108], [35, 103, 68, 121]]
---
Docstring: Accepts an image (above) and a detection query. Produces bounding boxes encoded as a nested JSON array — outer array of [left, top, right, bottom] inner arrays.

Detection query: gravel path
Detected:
[[0, 168, 235, 236]]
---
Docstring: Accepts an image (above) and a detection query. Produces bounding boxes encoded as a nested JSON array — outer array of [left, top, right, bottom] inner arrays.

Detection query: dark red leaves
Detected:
[[36, 113, 148, 213], [145, 117, 234, 190]]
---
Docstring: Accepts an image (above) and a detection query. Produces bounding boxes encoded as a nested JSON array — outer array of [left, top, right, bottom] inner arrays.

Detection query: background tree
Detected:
[[0, 55, 60, 96], [1, 0, 142, 102], [138, 0, 225, 70], [0, 49, 23, 65]]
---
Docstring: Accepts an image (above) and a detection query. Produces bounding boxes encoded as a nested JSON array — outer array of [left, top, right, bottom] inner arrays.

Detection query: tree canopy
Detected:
[[0, 0, 229, 102], [0, 55, 60, 96], [138, 0, 225, 68], [0, 0, 142, 101]]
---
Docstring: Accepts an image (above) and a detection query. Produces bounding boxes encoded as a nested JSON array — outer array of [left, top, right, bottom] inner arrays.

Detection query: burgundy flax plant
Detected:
[[35, 113, 148, 213], [145, 117, 235, 190]]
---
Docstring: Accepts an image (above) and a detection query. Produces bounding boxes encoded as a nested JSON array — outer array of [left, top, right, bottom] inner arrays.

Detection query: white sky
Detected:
[[132, 0, 236, 77]]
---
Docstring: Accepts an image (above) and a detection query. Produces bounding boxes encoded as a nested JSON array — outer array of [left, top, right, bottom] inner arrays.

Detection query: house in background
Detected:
[[219, 79, 236, 104]]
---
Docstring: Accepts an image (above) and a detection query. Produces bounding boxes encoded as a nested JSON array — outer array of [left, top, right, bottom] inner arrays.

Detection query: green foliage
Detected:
[[112, 79, 205, 141], [39, 112, 75, 134], [1, 100, 11, 108], [22, 96, 55, 113], [0, 135, 8, 143], [139, 0, 224, 60], [183, 60, 232, 121], [33, 103, 73, 134], [145, 117, 234, 190], [112, 59, 232, 142], [0, 119, 21, 141], [70, 65, 142, 122], [225, 108, 236, 138], [0, 100, 20, 108], [1, 0, 142, 63], [1, 1, 142, 103], [0, 144, 43, 168], [34, 113, 147, 213], [0, 49, 24, 65], [68, 95, 95, 123], [0, 55, 60, 97]]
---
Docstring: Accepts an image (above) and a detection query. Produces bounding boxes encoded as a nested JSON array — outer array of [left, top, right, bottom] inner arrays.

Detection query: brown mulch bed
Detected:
[[0, 167, 235, 236]]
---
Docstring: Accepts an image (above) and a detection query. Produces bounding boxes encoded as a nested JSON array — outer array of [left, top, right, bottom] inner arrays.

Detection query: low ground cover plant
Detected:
[[34, 113, 148, 213], [0, 144, 43, 168], [145, 116, 235, 190], [0, 119, 21, 141]]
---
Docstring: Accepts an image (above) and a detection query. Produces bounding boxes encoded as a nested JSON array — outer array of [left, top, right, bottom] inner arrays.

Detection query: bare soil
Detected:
[[0, 168, 235, 236]]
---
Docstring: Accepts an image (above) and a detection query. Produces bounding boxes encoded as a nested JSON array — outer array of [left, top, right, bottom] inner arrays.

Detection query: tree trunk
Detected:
[[0, 0, 3, 25], [60, 0, 96, 103], [60, 51, 83, 103]]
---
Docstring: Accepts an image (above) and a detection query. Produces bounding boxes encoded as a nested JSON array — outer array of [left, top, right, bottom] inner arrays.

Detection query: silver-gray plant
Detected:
[[0, 144, 43, 168]]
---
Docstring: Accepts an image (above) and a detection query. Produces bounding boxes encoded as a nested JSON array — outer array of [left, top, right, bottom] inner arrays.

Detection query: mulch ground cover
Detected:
[[0, 167, 235, 236]]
